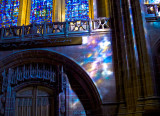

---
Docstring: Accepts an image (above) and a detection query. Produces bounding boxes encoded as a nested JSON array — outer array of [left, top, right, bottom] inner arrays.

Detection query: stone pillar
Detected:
[[17, 0, 31, 26], [110, 0, 128, 115], [52, 0, 56, 22], [130, 0, 153, 97], [120, 0, 140, 115], [97, 0, 110, 18], [54, 0, 65, 22], [89, 0, 94, 19], [110, 0, 154, 115], [130, 0, 159, 114]]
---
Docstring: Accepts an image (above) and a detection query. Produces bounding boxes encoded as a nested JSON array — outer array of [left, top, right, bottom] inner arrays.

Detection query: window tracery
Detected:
[[0, 0, 91, 27]]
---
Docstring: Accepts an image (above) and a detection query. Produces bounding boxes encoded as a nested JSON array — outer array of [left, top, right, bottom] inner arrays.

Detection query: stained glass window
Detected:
[[30, 0, 53, 24], [0, 0, 20, 28], [65, 0, 89, 21], [148, 0, 160, 4]]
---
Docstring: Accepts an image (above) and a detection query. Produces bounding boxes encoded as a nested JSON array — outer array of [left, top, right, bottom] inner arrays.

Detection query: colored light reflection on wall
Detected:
[[30, 0, 53, 23], [67, 35, 115, 109], [65, 0, 89, 21], [0, 0, 20, 28], [68, 84, 86, 116], [49, 34, 114, 102], [80, 35, 113, 99]]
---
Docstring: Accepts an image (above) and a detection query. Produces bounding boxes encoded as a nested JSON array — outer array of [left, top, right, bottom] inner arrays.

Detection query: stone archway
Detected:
[[0, 49, 102, 116]]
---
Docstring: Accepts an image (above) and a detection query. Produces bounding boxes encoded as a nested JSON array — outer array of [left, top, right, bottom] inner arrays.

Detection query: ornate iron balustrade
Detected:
[[144, 3, 160, 22], [0, 18, 110, 40], [0, 17, 110, 50]]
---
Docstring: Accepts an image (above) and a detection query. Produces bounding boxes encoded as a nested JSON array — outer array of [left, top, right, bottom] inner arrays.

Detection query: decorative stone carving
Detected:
[[0, 64, 70, 116], [59, 66, 69, 116], [5, 63, 56, 84]]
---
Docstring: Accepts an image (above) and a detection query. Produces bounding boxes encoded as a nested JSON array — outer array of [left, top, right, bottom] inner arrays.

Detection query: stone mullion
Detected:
[[111, 0, 124, 103], [130, 0, 153, 98], [111, 0, 128, 115], [89, 0, 94, 19], [17, 0, 31, 26], [61, 0, 65, 22], [129, 0, 160, 112], [97, 0, 109, 18], [52, 0, 56, 22], [121, 0, 139, 114], [104, 0, 110, 18], [54, 0, 62, 22]]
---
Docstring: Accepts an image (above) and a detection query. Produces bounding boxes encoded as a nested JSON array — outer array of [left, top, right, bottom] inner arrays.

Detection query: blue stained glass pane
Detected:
[[148, 0, 160, 4], [0, 0, 20, 28], [65, 0, 89, 21], [30, 0, 53, 24]]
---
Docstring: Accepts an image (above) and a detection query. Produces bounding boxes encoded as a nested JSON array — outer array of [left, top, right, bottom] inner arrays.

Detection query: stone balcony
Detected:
[[0, 17, 111, 50]]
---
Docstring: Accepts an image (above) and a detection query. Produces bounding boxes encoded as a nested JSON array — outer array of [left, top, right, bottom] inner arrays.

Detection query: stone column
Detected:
[[54, 0, 65, 22], [17, 0, 31, 26], [110, 0, 128, 115], [52, 0, 56, 22], [89, 0, 94, 19], [120, 0, 140, 115], [97, 0, 110, 18], [130, 0, 158, 113]]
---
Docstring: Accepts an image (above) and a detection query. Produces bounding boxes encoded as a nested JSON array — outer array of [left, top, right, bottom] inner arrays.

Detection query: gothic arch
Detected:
[[0, 49, 102, 116]]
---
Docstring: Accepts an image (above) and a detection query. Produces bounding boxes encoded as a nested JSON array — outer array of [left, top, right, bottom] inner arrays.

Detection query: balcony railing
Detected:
[[0, 17, 110, 50], [0, 18, 111, 39], [144, 3, 160, 22]]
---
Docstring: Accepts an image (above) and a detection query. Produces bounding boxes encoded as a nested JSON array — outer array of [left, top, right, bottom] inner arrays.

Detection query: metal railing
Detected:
[[0, 17, 110, 41], [144, 3, 160, 22]]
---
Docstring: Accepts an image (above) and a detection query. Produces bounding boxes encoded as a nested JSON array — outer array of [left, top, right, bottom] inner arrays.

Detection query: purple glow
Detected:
[[68, 85, 86, 116], [49, 34, 115, 102]]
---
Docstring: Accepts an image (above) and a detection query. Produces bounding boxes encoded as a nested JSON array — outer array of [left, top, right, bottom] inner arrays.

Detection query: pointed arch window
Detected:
[[65, 0, 89, 21], [30, 0, 53, 24], [0, 0, 20, 27]]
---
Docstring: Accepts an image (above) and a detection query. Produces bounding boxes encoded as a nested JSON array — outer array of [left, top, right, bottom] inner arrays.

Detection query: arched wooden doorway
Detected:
[[0, 49, 102, 116], [15, 86, 54, 116]]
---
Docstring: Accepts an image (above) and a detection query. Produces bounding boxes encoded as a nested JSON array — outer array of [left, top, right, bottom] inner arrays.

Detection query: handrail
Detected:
[[144, 3, 160, 22], [0, 17, 110, 41]]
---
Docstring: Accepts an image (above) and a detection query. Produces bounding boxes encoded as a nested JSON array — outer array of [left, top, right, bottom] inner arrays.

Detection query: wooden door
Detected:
[[15, 86, 54, 116]]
